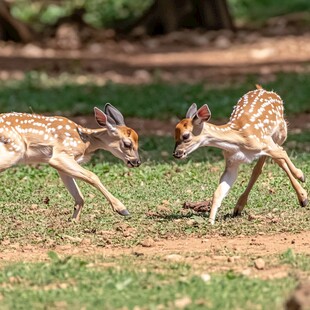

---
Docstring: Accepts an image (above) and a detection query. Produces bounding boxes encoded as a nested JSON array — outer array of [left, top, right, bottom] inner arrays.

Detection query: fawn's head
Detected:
[[94, 104, 141, 168], [173, 103, 211, 159]]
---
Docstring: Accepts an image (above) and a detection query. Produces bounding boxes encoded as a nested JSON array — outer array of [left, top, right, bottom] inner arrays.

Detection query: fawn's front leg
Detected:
[[209, 157, 239, 224], [50, 155, 129, 216]]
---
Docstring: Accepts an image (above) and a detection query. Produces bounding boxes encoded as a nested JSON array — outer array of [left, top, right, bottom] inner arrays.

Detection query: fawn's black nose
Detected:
[[127, 158, 141, 167], [173, 150, 186, 159]]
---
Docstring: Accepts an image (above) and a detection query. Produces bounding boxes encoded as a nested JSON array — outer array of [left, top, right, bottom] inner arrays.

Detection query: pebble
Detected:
[[165, 254, 184, 262], [200, 273, 211, 282], [254, 258, 265, 270], [139, 237, 155, 248], [174, 296, 192, 309]]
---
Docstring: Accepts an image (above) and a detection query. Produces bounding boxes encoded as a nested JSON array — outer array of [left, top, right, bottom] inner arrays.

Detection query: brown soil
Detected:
[[0, 32, 310, 84], [0, 231, 309, 278], [2, 230, 309, 260]]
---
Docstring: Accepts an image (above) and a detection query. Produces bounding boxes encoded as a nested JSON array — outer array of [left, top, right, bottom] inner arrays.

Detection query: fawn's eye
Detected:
[[123, 140, 132, 148], [182, 133, 190, 141]]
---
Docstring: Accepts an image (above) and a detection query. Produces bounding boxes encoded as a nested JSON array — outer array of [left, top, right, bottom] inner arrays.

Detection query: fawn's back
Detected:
[[0, 112, 89, 164], [228, 86, 287, 146]]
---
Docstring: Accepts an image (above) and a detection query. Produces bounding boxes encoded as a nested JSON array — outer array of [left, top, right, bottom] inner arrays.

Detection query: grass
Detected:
[[0, 72, 309, 309], [0, 72, 310, 119], [0, 72, 309, 246], [229, 0, 310, 24], [280, 249, 310, 271], [0, 253, 299, 310], [0, 130, 309, 247]]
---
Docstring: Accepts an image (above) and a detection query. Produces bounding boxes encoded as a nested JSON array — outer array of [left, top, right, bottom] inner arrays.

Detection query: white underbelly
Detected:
[[229, 149, 266, 164]]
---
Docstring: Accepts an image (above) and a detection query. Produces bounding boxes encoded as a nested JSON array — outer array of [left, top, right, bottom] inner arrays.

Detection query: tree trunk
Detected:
[[192, 0, 234, 30], [121, 0, 235, 36], [157, 0, 178, 33], [0, 1, 33, 42]]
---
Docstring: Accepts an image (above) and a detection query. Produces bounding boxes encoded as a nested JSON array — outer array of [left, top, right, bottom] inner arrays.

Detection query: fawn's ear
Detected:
[[94, 107, 116, 132], [186, 103, 197, 118], [104, 103, 125, 126], [193, 104, 211, 125]]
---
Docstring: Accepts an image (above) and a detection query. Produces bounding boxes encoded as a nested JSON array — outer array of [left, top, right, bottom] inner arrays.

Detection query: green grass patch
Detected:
[[0, 72, 309, 309], [0, 72, 310, 119], [0, 133, 309, 247], [280, 249, 310, 271], [229, 0, 310, 24], [0, 253, 297, 309], [0, 70, 309, 245]]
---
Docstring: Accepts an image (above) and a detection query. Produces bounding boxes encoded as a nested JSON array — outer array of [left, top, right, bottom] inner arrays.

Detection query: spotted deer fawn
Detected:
[[173, 85, 308, 224], [0, 104, 141, 220]]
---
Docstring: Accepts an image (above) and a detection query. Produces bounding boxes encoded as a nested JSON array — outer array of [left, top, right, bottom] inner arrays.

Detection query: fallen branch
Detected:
[[183, 200, 211, 213]]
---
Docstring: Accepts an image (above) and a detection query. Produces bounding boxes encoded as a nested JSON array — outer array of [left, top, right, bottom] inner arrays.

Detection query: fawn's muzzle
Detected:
[[173, 150, 186, 159], [127, 158, 141, 168]]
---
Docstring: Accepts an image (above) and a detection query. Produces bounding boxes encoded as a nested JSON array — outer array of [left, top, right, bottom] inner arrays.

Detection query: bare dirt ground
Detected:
[[1, 231, 309, 279], [2, 231, 310, 261], [0, 31, 310, 84], [0, 30, 309, 273]]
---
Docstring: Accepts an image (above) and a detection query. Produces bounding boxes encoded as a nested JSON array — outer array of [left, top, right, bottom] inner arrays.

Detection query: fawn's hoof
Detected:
[[118, 209, 130, 216], [69, 216, 80, 223], [233, 207, 243, 217], [300, 198, 308, 208], [208, 218, 215, 225], [300, 174, 306, 183], [233, 210, 242, 217]]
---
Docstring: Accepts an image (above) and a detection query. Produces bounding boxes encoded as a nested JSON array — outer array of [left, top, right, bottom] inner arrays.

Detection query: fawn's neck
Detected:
[[78, 127, 110, 154], [202, 123, 245, 152]]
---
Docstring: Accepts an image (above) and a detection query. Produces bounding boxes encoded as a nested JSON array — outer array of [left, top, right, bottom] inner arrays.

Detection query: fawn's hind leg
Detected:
[[0, 143, 24, 173], [273, 157, 308, 207], [271, 122, 305, 182], [263, 137, 307, 206]]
